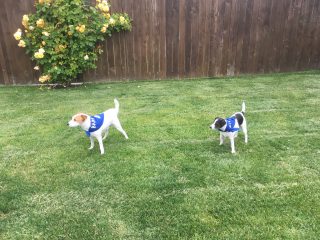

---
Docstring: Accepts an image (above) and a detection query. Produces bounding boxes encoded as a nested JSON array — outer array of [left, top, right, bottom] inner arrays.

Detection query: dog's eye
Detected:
[[73, 119, 77, 122]]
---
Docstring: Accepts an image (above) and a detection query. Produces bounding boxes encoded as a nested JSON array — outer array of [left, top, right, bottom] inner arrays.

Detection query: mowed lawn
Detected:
[[0, 72, 319, 239]]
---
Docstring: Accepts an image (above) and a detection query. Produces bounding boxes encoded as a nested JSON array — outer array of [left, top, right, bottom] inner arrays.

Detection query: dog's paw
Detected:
[[88, 147, 94, 150]]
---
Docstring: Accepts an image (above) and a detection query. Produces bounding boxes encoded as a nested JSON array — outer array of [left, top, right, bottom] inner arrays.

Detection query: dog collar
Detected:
[[219, 117, 240, 132], [85, 113, 104, 137]]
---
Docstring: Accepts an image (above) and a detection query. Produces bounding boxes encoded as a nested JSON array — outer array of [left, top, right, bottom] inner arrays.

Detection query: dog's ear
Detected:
[[215, 118, 226, 129], [80, 114, 87, 122]]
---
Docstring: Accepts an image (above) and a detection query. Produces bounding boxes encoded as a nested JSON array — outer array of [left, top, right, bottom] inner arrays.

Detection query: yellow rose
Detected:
[[101, 5, 109, 12], [76, 25, 86, 33], [23, 15, 29, 21], [59, 45, 66, 51], [34, 66, 40, 70], [109, 18, 115, 25], [101, 26, 107, 33], [42, 31, 50, 36], [104, 13, 110, 19], [97, 3, 103, 9], [34, 52, 44, 59], [18, 40, 26, 48], [119, 16, 126, 24], [13, 29, 22, 40], [54, 45, 66, 53], [36, 19, 45, 28], [39, 75, 51, 83], [29, 26, 34, 31], [42, 41, 46, 46], [22, 15, 29, 28], [97, 1, 109, 12], [98, 48, 104, 54], [84, 55, 89, 60], [39, 0, 51, 4], [80, 25, 86, 33], [38, 48, 45, 54], [34, 48, 45, 59]]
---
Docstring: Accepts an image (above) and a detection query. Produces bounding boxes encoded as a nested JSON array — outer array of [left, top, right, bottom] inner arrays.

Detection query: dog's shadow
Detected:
[[207, 136, 248, 155]]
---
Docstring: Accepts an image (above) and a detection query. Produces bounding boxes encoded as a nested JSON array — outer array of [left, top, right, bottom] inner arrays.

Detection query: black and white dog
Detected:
[[210, 102, 248, 154]]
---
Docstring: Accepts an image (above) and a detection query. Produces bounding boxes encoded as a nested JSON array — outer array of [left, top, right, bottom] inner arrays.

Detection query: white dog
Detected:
[[210, 102, 248, 154], [68, 99, 128, 155]]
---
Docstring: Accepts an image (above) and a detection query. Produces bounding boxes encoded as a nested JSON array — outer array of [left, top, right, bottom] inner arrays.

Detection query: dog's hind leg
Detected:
[[103, 129, 109, 140], [97, 136, 105, 155], [112, 118, 129, 139], [241, 119, 248, 144], [230, 137, 236, 154]]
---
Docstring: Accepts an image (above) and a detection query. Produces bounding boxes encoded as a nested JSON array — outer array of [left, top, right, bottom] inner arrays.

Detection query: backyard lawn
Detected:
[[0, 72, 319, 239]]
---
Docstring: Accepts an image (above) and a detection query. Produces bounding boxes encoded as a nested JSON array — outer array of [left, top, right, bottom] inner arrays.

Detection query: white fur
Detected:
[[68, 99, 128, 155], [210, 102, 248, 154], [242, 101, 246, 113]]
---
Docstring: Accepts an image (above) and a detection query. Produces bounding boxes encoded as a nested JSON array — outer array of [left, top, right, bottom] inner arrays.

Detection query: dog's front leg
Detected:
[[219, 133, 224, 145], [97, 136, 105, 155], [89, 136, 94, 150], [230, 137, 236, 154]]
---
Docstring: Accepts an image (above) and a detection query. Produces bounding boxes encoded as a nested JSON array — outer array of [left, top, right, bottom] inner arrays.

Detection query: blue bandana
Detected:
[[85, 113, 104, 137], [220, 117, 240, 132]]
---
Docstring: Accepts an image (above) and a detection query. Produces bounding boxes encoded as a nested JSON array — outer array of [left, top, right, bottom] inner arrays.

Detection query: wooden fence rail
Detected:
[[0, 0, 320, 84]]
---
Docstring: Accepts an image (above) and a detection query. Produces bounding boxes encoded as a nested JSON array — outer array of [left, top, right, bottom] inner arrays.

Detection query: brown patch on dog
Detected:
[[80, 114, 87, 122], [74, 114, 87, 123]]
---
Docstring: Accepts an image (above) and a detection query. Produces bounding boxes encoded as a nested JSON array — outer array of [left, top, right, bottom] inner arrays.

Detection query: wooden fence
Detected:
[[1, 0, 320, 84]]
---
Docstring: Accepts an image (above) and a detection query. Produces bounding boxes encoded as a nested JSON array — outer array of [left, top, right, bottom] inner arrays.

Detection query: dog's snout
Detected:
[[67, 123, 69, 126]]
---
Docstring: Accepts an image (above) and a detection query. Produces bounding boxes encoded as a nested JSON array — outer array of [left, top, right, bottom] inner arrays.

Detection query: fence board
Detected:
[[0, 0, 319, 84]]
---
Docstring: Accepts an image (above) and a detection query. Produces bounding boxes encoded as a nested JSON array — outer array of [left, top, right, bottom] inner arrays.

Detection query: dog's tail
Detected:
[[114, 98, 120, 114], [241, 101, 246, 114]]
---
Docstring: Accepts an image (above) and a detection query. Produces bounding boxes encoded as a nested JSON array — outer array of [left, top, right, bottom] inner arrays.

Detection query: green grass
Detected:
[[0, 71, 320, 239]]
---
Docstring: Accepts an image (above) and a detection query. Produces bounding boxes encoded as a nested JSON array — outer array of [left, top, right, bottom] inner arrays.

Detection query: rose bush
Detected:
[[14, 0, 131, 84]]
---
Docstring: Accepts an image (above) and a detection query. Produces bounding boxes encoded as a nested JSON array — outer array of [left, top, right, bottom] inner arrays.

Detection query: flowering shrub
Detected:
[[14, 0, 131, 84]]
